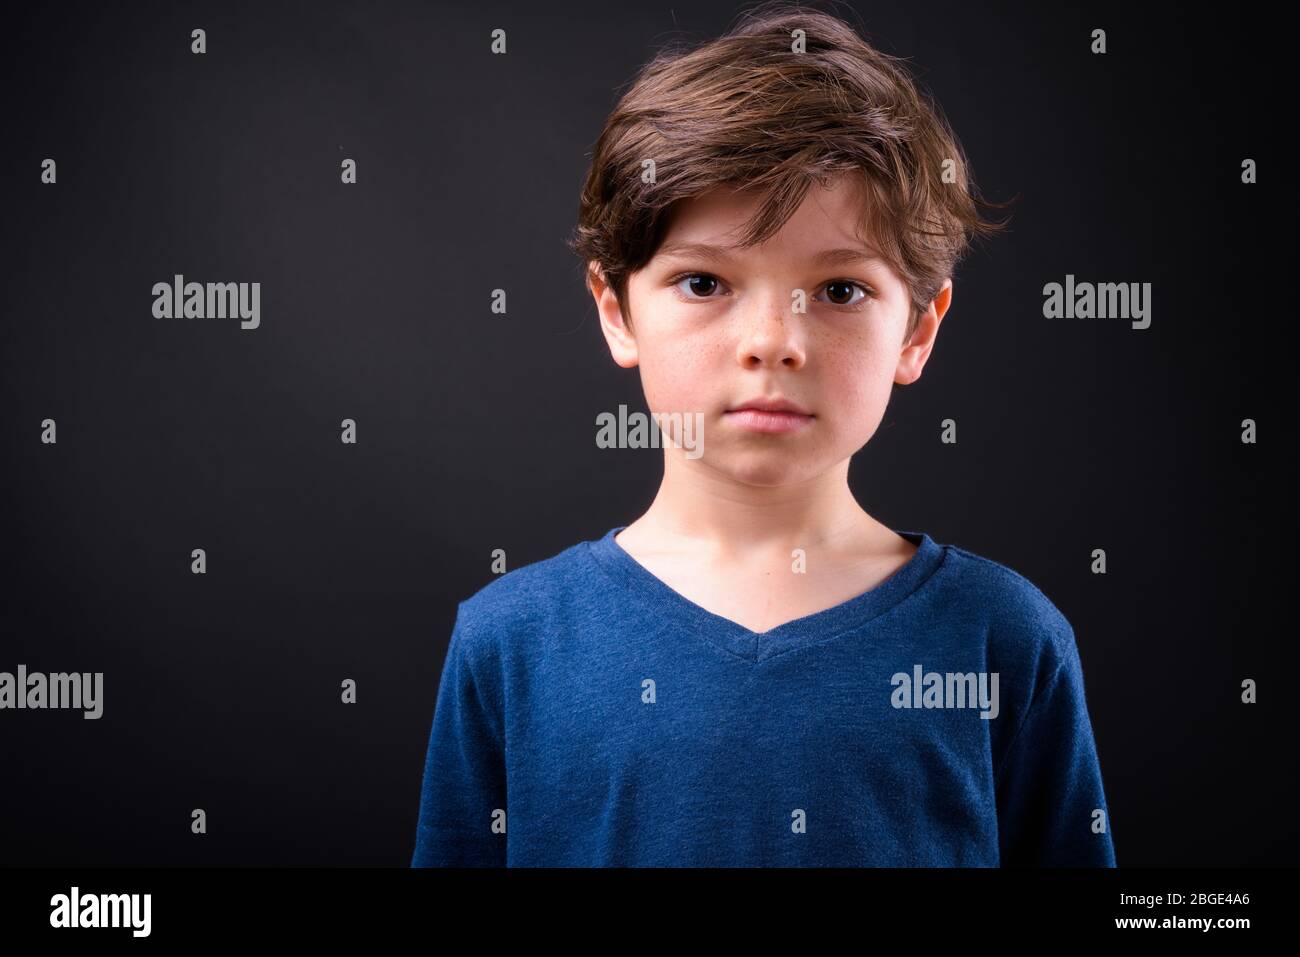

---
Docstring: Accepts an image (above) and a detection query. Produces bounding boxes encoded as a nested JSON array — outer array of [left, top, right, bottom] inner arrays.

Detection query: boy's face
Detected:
[[591, 173, 950, 487]]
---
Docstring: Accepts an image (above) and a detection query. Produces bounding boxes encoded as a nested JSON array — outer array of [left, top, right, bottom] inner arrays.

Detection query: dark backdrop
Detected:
[[0, 0, 1288, 866]]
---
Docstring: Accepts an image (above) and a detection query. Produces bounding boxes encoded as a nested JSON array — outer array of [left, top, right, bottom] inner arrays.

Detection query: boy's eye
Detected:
[[672, 273, 727, 300], [818, 280, 871, 308], [669, 273, 873, 308]]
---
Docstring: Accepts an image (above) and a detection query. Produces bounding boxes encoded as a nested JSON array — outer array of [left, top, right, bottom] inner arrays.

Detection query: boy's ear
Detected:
[[894, 278, 952, 386], [588, 263, 639, 369]]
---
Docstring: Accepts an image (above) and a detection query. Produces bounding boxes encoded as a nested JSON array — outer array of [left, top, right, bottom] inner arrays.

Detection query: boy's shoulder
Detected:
[[449, 532, 604, 654], [935, 538, 1082, 674]]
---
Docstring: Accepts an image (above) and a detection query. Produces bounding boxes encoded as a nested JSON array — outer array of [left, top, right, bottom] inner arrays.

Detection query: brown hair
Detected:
[[568, 0, 1013, 342]]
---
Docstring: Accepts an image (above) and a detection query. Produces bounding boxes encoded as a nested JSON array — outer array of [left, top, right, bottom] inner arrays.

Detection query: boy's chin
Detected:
[[712, 457, 821, 488]]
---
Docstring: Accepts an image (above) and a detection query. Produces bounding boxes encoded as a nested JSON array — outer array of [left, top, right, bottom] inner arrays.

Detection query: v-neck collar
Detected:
[[583, 525, 949, 664]]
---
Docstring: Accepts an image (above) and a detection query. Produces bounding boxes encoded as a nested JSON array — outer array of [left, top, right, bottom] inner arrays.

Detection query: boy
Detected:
[[411, 3, 1116, 867]]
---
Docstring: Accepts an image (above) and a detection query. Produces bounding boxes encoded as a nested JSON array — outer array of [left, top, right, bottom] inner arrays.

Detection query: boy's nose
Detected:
[[735, 310, 806, 369]]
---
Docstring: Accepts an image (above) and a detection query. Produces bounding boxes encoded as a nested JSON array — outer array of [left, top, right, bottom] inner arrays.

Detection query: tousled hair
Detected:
[[568, 0, 1013, 341]]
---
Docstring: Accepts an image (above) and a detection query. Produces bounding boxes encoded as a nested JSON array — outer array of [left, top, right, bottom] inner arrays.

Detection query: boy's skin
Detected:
[[588, 173, 954, 635]]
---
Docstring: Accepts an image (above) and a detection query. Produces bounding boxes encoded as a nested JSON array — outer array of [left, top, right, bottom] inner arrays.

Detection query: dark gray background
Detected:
[[0, 0, 1288, 865]]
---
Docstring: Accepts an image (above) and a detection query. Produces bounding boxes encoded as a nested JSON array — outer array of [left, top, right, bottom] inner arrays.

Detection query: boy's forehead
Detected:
[[657, 178, 882, 262]]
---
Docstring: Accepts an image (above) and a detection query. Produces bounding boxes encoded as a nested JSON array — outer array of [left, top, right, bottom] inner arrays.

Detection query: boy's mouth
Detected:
[[724, 396, 814, 434]]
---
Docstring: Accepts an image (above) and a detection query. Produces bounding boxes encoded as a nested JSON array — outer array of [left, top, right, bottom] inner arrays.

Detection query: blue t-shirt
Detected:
[[410, 526, 1116, 866]]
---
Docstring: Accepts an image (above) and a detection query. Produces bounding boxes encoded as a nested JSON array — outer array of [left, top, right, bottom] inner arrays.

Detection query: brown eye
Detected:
[[819, 280, 870, 308], [673, 273, 725, 299]]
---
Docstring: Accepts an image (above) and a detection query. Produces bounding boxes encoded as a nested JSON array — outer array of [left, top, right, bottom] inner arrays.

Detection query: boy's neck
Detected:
[[618, 456, 906, 562]]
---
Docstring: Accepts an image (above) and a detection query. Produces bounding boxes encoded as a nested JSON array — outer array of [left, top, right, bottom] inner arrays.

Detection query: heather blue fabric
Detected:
[[411, 526, 1116, 867]]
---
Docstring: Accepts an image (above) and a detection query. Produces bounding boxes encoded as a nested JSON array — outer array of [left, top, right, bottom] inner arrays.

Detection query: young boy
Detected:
[[411, 3, 1116, 867]]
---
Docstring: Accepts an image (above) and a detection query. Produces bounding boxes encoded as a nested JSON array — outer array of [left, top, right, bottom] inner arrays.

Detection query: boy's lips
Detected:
[[723, 405, 814, 434], [727, 395, 812, 416]]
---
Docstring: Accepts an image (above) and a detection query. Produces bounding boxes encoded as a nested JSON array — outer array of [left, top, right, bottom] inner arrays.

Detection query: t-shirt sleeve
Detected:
[[410, 607, 508, 867], [994, 630, 1117, 867]]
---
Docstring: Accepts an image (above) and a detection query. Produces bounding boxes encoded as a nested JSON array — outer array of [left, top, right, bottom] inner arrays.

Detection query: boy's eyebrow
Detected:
[[655, 241, 886, 268]]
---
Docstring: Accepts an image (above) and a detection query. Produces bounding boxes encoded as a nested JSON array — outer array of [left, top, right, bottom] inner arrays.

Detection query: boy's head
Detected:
[[570, 2, 1009, 485]]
